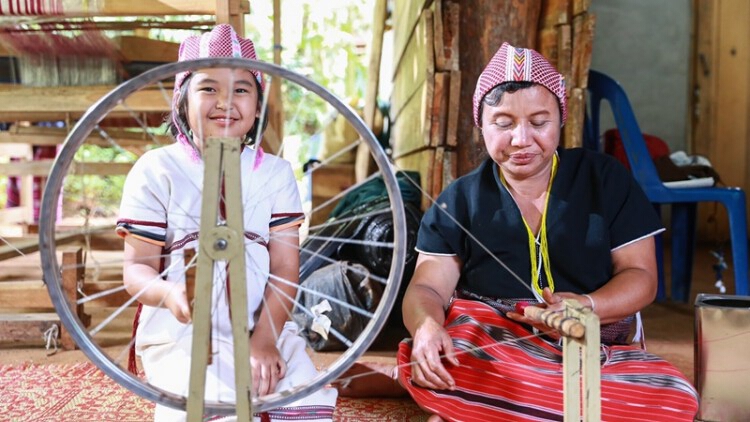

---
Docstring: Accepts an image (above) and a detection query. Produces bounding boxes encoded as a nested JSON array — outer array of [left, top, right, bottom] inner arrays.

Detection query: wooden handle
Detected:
[[524, 306, 585, 339]]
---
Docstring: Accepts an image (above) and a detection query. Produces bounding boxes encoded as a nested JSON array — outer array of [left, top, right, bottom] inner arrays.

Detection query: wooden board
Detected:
[[392, 78, 432, 158], [394, 148, 434, 211], [0, 0, 249, 17], [429, 72, 449, 147], [0, 313, 59, 344], [540, 0, 570, 28], [0, 160, 133, 177], [446, 70, 461, 148], [112, 36, 179, 63], [392, 0, 432, 79], [0, 85, 170, 122], [0, 126, 167, 148], [309, 164, 356, 227], [564, 87, 584, 148], [391, 8, 434, 120], [572, 13, 596, 89]]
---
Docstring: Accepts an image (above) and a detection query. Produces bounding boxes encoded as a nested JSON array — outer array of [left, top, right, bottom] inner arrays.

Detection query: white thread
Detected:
[[582, 294, 596, 312], [43, 324, 59, 355]]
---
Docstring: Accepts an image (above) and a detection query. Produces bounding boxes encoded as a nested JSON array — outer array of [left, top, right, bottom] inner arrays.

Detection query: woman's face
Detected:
[[480, 85, 561, 181], [186, 67, 259, 148]]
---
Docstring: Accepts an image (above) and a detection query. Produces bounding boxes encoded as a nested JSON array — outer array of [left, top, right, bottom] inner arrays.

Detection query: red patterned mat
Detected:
[[0, 363, 427, 421]]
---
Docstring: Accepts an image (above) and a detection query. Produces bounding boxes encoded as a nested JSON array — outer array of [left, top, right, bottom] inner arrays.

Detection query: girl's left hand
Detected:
[[249, 335, 286, 397]]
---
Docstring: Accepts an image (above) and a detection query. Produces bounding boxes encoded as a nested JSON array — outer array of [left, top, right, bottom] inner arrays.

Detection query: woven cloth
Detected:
[[0, 362, 427, 421]]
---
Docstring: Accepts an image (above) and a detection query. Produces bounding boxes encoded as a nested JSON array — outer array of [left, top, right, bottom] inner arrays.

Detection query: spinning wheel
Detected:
[[38, 57, 407, 415]]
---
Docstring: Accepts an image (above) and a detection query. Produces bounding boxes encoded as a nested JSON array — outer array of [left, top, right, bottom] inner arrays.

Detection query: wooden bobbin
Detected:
[[523, 305, 585, 338]]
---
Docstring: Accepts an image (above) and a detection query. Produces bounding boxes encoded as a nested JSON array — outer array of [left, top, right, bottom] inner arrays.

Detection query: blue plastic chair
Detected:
[[584, 70, 749, 301]]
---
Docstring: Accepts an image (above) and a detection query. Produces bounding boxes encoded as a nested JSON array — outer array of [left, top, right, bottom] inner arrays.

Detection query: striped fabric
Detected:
[[397, 299, 698, 421]]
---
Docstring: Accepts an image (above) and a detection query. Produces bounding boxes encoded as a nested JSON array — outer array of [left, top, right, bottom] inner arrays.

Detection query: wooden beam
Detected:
[[216, 0, 246, 32], [0, 226, 114, 261], [355, 0, 388, 182], [0, 160, 133, 177], [0, 85, 170, 122], [0, 0, 249, 17], [112, 36, 179, 63], [0, 126, 168, 149], [0, 313, 59, 345], [0, 281, 53, 308]]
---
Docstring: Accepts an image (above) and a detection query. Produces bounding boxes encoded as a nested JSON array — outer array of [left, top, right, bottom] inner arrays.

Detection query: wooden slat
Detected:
[[112, 36, 179, 63], [0, 281, 53, 308], [310, 164, 356, 227], [573, 0, 592, 16], [540, 0, 571, 28], [429, 72, 449, 147], [0, 226, 115, 261], [0, 313, 59, 344], [572, 13, 596, 89], [392, 79, 432, 158], [432, 147, 445, 196], [0, 207, 31, 225], [391, 9, 434, 120], [392, 0, 431, 78], [557, 24, 573, 94], [0, 85, 170, 121], [0, 127, 168, 148], [446, 70, 461, 147], [0, 0, 249, 17], [394, 148, 434, 211], [0, 160, 133, 177], [564, 87, 584, 148], [395, 9, 434, 116], [355, 0, 388, 182]]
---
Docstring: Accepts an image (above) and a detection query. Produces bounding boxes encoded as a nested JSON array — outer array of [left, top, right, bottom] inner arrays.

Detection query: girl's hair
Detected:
[[167, 73, 269, 147], [478, 81, 562, 126]]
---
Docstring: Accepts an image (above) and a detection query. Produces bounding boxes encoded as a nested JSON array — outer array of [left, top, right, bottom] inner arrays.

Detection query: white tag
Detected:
[[310, 300, 333, 340]]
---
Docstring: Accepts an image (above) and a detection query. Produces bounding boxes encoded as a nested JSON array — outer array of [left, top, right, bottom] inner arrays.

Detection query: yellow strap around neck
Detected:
[[500, 154, 558, 298]]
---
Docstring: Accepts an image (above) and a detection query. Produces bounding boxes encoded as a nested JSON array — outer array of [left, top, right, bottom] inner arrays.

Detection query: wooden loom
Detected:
[[525, 300, 601, 421]]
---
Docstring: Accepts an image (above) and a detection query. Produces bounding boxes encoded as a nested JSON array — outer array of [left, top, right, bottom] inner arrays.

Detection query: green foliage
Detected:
[[62, 144, 135, 218]]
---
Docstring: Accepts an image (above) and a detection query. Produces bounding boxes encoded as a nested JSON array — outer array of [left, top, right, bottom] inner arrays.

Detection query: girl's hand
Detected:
[[164, 284, 191, 324], [410, 317, 460, 391], [249, 335, 286, 397]]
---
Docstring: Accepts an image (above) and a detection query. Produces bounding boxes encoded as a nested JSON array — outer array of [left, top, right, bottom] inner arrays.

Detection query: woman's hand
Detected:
[[505, 288, 593, 338], [410, 317, 460, 391], [249, 335, 286, 397]]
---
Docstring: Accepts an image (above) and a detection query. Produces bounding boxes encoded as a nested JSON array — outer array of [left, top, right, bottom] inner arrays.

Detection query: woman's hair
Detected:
[[478, 81, 562, 126], [167, 73, 269, 147]]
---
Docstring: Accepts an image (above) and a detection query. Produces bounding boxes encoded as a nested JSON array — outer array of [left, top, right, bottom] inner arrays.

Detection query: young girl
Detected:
[[116, 24, 337, 421]]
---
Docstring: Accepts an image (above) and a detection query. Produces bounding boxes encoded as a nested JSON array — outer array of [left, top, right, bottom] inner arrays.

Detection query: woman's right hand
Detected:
[[164, 285, 191, 324], [410, 317, 460, 391]]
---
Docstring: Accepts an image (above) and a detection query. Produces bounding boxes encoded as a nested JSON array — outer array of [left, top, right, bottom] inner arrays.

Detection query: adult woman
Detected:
[[341, 42, 698, 421]]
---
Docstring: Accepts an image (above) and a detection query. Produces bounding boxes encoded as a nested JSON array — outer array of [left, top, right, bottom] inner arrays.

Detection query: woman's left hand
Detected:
[[505, 288, 593, 338], [249, 335, 286, 397]]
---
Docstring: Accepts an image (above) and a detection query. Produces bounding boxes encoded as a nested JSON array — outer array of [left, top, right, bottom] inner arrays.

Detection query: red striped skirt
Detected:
[[397, 299, 698, 421]]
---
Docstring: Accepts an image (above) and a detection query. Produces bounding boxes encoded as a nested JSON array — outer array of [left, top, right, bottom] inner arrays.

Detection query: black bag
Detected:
[[292, 261, 383, 351]]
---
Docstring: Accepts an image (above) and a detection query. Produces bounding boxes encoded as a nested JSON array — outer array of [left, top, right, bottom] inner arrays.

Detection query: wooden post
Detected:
[[355, 0, 388, 182], [216, 0, 246, 33], [61, 247, 89, 350], [525, 300, 601, 420]]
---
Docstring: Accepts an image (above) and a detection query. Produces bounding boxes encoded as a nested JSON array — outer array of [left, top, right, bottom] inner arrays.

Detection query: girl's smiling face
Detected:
[[480, 84, 561, 181], [186, 67, 259, 148]]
